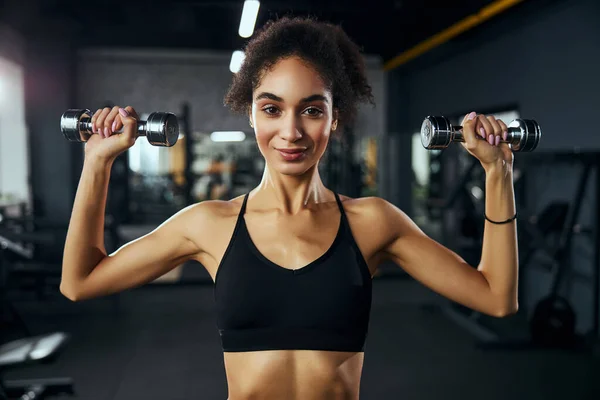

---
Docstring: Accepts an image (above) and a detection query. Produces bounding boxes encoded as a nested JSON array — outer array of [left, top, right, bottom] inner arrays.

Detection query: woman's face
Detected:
[[250, 57, 337, 176]]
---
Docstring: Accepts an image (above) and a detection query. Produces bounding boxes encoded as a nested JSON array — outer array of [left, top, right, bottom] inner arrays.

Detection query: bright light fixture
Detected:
[[229, 50, 245, 73], [210, 131, 246, 142], [238, 0, 260, 38]]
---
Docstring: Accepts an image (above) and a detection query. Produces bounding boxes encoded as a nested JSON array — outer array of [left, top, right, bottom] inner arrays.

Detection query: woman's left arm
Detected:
[[478, 162, 518, 316], [379, 111, 518, 317]]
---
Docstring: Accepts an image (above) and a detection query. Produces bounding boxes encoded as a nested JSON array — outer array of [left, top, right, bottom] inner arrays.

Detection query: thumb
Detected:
[[118, 107, 138, 144], [498, 141, 514, 161], [461, 111, 479, 150]]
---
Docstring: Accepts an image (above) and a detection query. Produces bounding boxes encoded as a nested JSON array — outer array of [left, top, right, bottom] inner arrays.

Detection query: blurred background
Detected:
[[0, 0, 599, 398]]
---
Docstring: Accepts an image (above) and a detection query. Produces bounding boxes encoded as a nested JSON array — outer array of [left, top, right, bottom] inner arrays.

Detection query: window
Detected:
[[0, 56, 29, 209]]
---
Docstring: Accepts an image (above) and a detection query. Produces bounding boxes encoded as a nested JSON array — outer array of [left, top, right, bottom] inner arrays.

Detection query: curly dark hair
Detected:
[[223, 16, 375, 131]]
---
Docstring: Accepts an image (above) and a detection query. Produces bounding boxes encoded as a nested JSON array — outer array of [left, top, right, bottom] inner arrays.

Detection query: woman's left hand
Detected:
[[461, 111, 514, 171]]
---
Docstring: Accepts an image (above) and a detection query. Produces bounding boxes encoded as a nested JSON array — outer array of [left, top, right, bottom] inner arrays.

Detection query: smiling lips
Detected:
[[277, 148, 307, 161]]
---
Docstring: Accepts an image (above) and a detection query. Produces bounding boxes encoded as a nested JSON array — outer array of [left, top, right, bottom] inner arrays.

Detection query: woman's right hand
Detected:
[[85, 106, 140, 163]]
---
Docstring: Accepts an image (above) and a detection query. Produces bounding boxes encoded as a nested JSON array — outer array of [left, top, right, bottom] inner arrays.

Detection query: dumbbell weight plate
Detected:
[[61, 109, 93, 142], [146, 112, 179, 147], [421, 116, 453, 150], [509, 119, 541, 152]]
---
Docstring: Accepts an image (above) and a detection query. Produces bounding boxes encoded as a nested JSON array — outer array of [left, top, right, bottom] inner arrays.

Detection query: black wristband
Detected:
[[485, 213, 517, 224]]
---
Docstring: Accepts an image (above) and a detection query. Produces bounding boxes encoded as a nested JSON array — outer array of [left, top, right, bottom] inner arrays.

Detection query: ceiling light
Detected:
[[210, 131, 246, 142], [229, 50, 245, 73], [239, 0, 260, 38]]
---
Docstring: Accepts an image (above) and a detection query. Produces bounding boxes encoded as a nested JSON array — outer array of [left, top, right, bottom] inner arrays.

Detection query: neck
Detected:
[[254, 162, 331, 214]]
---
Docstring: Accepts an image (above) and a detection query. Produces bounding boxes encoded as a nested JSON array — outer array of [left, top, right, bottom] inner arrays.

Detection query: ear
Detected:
[[331, 108, 339, 131], [248, 107, 254, 128]]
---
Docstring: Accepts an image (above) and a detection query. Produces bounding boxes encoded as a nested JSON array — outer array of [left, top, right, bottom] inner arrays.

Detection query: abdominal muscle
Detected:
[[223, 350, 364, 400]]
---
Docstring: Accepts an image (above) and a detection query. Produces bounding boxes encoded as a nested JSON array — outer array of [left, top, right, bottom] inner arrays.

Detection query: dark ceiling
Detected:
[[3, 0, 524, 62]]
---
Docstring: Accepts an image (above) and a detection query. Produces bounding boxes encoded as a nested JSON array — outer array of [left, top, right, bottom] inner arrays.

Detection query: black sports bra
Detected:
[[213, 193, 372, 352]]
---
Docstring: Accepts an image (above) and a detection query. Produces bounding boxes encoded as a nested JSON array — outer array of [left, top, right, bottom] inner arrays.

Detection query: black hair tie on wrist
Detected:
[[485, 213, 517, 224]]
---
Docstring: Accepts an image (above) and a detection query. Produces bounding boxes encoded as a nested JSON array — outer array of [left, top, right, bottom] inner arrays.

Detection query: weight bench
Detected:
[[0, 332, 74, 399]]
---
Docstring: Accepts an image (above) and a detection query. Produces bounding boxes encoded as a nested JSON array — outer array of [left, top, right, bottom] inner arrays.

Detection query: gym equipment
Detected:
[[434, 151, 600, 351], [421, 115, 541, 151], [525, 160, 592, 348], [0, 232, 33, 339], [60, 108, 180, 147], [181, 102, 195, 206], [530, 295, 576, 348], [0, 332, 74, 399], [0, 233, 75, 399], [0, 214, 122, 311], [324, 126, 363, 198]]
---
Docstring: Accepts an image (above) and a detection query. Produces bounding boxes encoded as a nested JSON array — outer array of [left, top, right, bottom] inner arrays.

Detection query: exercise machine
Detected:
[[0, 234, 74, 399]]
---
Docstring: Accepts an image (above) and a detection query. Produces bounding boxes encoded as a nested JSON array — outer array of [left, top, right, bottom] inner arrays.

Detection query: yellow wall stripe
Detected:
[[383, 0, 524, 71]]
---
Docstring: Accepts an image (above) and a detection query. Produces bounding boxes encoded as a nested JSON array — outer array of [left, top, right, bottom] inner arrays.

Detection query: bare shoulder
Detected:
[[189, 195, 245, 218], [166, 195, 245, 247], [337, 195, 396, 221], [337, 195, 418, 242]]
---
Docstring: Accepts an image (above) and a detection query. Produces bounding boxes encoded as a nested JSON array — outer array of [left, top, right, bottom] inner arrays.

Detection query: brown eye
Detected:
[[262, 106, 279, 115], [303, 107, 323, 117]]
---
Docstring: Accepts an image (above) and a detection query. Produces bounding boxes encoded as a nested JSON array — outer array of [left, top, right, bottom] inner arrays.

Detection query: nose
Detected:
[[279, 114, 303, 142]]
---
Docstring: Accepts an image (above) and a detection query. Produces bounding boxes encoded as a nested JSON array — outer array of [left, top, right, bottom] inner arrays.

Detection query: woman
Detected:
[[61, 16, 518, 400]]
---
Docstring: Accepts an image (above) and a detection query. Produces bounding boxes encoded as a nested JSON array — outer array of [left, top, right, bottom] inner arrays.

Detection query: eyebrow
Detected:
[[254, 92, 329, 104]]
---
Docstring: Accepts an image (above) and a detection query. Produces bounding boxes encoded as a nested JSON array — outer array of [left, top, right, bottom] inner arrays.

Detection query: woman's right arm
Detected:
[[60, 159, 203, 302], [60, 105, 203, 301]]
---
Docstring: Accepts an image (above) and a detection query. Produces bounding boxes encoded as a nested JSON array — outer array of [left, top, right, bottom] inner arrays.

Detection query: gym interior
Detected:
[[0, 0, 599, 398]]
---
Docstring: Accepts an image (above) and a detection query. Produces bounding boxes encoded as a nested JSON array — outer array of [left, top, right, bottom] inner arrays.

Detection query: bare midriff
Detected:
[[223, 350, 364, 400]]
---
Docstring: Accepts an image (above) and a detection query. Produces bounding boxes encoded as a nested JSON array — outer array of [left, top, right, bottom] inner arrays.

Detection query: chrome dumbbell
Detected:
[[421, 115, 541, 152], [60, 108, 180, 147]]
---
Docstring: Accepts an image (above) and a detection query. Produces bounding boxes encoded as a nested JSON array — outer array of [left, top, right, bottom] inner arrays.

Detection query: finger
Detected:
[[91, 109, 102, 134], [92, 108, 105, 136], [461, 111, 479, 150], [112, 107, 128, 134], [124, 106, 140, 121], [477, 115, 495, 146], [486, 116, 502, 136], [497, 119, 509, 142], [95, 108, 112, 138], [461, 112, 473, 126], [487, 116, 503, 147], [118, 107, 138, 144], [473, 120, 486, 139], [113, 113, 123, 133], [104, 106, 121, 138], [114, 106, 138, 133], [499, 141, 513, 161]]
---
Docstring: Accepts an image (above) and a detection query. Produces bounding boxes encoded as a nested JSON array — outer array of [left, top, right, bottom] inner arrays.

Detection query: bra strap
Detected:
[[333, 192, 348, 222], [239, 192, 249, 216]]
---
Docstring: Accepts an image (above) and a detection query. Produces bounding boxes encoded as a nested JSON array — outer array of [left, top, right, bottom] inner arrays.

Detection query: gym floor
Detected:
[[5, 277, 599, 400]]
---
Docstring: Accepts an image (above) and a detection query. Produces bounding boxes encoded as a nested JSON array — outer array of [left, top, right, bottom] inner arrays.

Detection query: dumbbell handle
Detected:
[[78, 116, 149, 137], [446, 124, 520, 143]]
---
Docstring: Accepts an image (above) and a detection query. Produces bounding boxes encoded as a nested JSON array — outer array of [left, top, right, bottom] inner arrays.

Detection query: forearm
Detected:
[[478, 161, 519, 314], [61, 156, 113, 289]]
